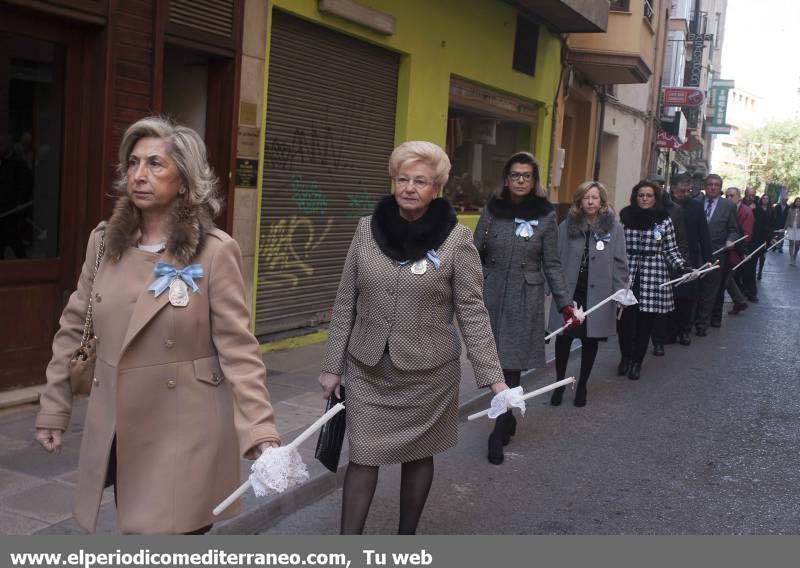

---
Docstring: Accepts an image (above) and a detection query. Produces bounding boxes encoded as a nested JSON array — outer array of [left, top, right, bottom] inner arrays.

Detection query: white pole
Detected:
[[467, 377, 576, 421], [545, 292, 623, 342], [731, 242, 767, 273], [712, 235, 747, 257], [766, 235, 786, 252], [212, 402, 345, 516]]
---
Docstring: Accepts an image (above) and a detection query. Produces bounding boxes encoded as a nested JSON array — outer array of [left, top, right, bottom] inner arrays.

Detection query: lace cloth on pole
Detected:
[[488, 386, 526, 419], [249, 447, 310, 496]]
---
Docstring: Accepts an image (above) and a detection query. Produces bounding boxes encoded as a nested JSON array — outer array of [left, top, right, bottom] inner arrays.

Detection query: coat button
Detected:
[[164, 339, 175, 349], [166, 378, 177, 389], [93, 377, 99, 387], [95, 293, 102, 303], [590, 284, 595, 288], [211, 372, 222, 384]]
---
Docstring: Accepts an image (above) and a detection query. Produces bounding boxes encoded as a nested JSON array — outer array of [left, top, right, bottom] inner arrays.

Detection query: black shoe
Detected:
[[628, 362, 642, 381], [502, 412, 516, 446], [573, 384, 587, 407], [653, 344, 665, 356], [487, 432, 504, 465], [696, 327, 707, 337], [728, 302, 748, 315], [710, 321, 722, 328], [617, 358, 631, 376], [747, 296, 759, 303], [550, 386, 565, 406], [678, 333, 692, 346]]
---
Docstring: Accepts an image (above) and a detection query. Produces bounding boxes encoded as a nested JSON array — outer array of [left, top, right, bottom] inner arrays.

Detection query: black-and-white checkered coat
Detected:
[[621, 212, 686, 313]]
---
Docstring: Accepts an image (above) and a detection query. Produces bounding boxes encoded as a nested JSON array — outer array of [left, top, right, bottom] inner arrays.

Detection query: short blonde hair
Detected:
[[388, 141, 451, 189], [114, 116, 221, 217], [570, 180, 609, 217]]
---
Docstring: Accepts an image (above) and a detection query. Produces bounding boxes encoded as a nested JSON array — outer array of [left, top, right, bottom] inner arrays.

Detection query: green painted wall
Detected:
[[266, 0, 562, 184]]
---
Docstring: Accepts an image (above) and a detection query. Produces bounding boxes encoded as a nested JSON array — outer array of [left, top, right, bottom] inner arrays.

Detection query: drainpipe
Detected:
[[593, 87, 606, 181]]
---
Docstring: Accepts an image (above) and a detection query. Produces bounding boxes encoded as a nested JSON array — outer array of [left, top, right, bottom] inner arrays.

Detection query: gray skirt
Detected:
[[344, 352, 461, 466]]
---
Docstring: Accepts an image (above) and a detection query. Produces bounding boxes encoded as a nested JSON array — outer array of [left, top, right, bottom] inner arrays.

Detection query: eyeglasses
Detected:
[[395, 176, 432, 190], [509, 172, 533, 182]]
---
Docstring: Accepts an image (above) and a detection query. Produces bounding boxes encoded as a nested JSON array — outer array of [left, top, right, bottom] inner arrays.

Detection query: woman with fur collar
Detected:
[[617, 180, 689, 381], [473, 152, 577, 465], [547, 182, 628, 407], [319, 141, 509, 534], [35, 117, 280, 534]]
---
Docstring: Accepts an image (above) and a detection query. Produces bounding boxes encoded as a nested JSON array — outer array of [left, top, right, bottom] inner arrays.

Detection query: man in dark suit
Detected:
[[671, 174, 711, 345], [772, 194, 790, 252], [694, 174, 740, 335]]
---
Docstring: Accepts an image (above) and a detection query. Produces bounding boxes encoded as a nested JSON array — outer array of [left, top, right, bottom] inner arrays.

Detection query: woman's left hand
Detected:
[[245, 441, 280, 460]]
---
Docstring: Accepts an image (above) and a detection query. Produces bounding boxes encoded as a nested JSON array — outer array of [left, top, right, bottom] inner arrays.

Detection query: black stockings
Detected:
[[553, 335, 599, 405], [340, 457, 434, 535]]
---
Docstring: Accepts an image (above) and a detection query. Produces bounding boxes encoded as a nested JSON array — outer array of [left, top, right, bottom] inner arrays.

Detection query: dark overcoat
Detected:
[[474, 192, 570, 370]]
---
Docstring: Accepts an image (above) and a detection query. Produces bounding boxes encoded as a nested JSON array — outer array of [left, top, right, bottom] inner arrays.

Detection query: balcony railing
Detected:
[[644, 0, 654, 22]]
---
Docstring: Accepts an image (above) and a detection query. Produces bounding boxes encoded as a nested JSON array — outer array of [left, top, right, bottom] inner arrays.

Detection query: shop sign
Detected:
[[709, 79, 734, 131], [663, 87, 705, 108]]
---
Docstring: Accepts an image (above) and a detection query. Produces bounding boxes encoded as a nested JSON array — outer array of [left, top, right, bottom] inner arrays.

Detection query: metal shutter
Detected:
[[168, 0, 234, 38], [255, 10, 399, 336]]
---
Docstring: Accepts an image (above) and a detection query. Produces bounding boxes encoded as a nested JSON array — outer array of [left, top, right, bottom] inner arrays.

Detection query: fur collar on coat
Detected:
[[370, 195, 458, 262], [565, 208, 616, 239], [619, 205, 669, 230], [486, 189, 553, 220], [104, 196, 215, 265]]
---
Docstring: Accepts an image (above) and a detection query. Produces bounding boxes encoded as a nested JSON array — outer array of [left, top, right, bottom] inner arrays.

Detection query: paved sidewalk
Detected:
[[0, 328, 559, 535]]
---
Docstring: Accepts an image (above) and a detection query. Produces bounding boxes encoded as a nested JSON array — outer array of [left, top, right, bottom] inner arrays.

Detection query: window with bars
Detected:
[[644, 0, 655, 22]]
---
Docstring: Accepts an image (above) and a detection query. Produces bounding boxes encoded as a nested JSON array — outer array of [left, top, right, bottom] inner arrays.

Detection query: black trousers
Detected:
[[651, 311, 676, 346], [617, 307, 657, 364], [696, 254, 726, 329]]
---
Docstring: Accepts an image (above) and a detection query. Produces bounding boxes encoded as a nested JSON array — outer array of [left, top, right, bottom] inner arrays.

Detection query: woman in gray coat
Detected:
[[474, 151, 577, 465], [319, 141, 510, 534], [547, 182, 628, 407]]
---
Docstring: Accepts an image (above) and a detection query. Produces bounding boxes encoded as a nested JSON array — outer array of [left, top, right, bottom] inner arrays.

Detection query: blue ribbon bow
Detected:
[[426, 249, 441, 269], [652, 222, 665, 237], [148, 262, 204, 297], [593, 232, 612, 243], [515, 218, 539, 239]]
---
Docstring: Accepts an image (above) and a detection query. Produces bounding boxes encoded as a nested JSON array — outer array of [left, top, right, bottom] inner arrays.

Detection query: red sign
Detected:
[[656, 130, 691, 150], [663, 87, 706, 108]]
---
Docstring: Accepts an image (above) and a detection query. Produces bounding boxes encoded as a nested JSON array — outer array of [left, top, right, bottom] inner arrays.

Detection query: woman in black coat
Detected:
[[753, 194, 773, 281]]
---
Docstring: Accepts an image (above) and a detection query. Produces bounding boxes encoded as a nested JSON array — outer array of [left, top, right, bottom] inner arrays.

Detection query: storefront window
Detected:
[[0, 32, 64, 260], [444, 107, 533, 212]]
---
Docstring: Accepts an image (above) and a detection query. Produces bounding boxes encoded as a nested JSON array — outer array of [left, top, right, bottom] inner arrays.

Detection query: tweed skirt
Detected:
[[343, 352, 461, 466]]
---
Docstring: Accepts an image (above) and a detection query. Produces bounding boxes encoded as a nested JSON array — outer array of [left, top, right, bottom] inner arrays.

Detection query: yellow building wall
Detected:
[[567, 7, 655, 72], [265, 0, 563, 184]]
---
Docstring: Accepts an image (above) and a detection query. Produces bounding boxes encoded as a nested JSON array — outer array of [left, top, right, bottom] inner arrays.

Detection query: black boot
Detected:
[[628, 361, 642, 381], [502, 411, 516, 445], [617, 357, 631, 376], [487, 414, 507, 465], [550, 386, 565, 406]]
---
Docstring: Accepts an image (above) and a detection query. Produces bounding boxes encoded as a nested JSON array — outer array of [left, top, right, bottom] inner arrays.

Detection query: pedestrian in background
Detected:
[[754, 194, 773, 280], [669, 174, 711, 346], [474, 151, 577, 463], [617, 180, 688, 381], [772, 194, 790, 253], [786, 197, 800, 266], [548, 181, 627, 407], [34, 117, 280, 534], [724, 187, 752, 313], [319, 141, 511, 534], [695, 174, 740, 334]]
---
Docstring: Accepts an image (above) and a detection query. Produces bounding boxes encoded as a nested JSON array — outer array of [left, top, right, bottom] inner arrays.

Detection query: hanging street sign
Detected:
[[663, 87, 706, 108]]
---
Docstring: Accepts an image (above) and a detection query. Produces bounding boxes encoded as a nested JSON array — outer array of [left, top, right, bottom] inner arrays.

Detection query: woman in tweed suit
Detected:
[[318, 141, 510, 534], [473, 152, 578, 465], [617, 180, 688, 381], [547, 181, 628, 407]]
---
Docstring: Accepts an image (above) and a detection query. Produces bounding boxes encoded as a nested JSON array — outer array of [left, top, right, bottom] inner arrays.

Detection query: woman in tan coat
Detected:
[[34, 117, 280, 534]]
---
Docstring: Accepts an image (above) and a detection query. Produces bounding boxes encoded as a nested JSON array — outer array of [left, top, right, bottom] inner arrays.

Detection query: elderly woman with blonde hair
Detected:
[[547, 181, 627, 407], [34, 116, 280, 534], [318, 140, 510, 534]]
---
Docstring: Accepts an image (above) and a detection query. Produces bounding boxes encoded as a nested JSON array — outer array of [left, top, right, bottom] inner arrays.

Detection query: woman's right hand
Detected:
[[35, 428, 63, 453], [318, 372, 341, 398]]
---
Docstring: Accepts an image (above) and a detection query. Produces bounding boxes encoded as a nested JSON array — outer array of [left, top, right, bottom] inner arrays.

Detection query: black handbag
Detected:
[[315, 388, 345, 473]]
